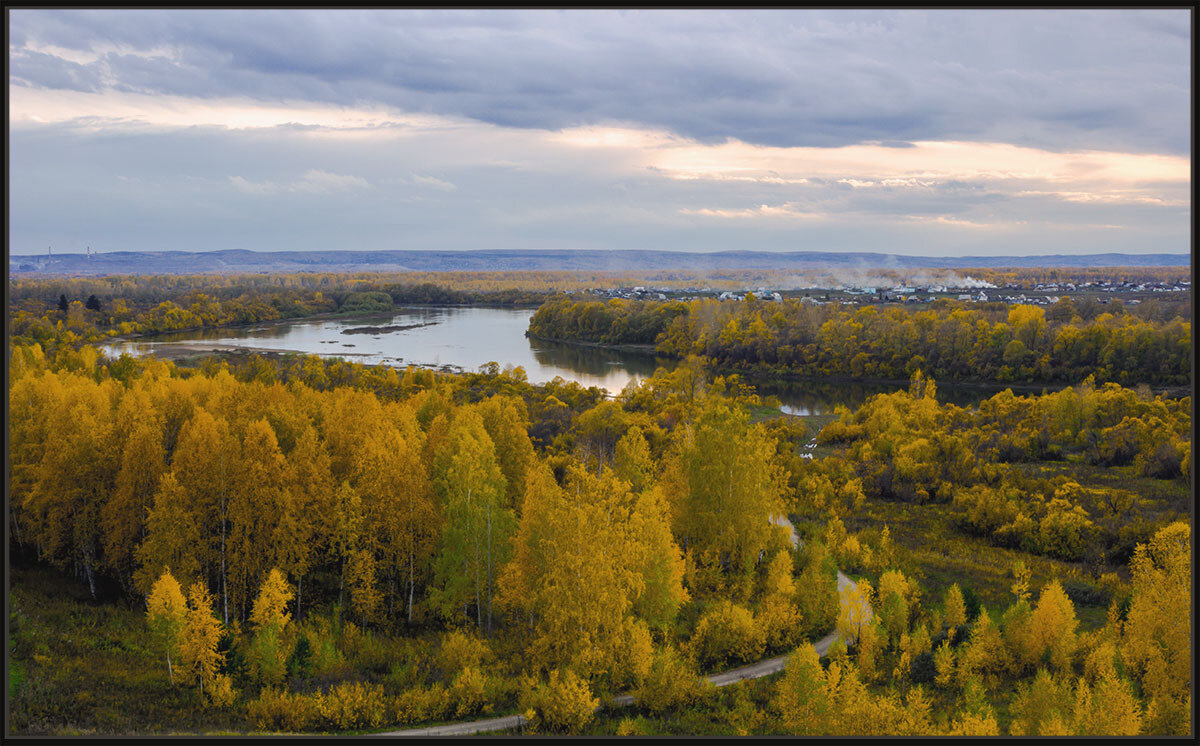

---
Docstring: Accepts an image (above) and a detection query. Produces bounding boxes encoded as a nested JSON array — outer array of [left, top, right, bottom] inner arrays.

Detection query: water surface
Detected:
[[102, 306, 1011, 414]]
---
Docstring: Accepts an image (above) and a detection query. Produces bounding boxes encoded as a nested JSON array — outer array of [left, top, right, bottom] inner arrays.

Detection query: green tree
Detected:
[[673, 397, 786, 583], [147, 569, 188, 685], [134, 473, 202, 595], [248, 568, 294, 685], [430, 409, 512, 632]]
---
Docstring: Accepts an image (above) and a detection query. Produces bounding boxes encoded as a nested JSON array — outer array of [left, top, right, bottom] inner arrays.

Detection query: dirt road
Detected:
[[379, 515, 869, 737]]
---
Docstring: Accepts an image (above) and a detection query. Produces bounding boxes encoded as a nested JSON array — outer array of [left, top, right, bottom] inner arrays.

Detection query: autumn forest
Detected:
[[6, 269, 1193, 737]]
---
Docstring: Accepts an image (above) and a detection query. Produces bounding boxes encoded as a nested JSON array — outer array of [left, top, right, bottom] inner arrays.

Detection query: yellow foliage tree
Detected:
[[248, 568, 294, 685], [1073, 672, 1143, 736], [771, 645, 832, 735], [147, 568, 188, 685], [1030, 580, 1078, 672], [134, 473, 202, 596], [837, 579, 874, 645], [522, 668, 599, 734], [179, 582, 224, 702], [1120, 521, 1190, 735], [943, 583, 967, 630]]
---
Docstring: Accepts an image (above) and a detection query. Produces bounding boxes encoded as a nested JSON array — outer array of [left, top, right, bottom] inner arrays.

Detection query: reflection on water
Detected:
[[755, 378, 1009, 416], [102, 305, 1009, 415], [528, 339, 671, 389]]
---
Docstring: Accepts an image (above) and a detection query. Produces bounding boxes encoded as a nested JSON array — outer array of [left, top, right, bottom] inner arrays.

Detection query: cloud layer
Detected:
[[8, 9, 1191, 256]]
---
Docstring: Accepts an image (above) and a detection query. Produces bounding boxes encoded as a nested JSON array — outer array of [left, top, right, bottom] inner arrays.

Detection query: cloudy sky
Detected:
[[8, 9, 1191, 256]]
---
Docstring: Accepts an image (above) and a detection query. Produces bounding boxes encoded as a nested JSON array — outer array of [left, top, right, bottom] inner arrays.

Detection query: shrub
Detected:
[[248, 627, 291, 686], [636, 644, 703, 713], [305, 619, 348, 680], [248, 687, 316, 731], [689, 601, 764, 670], [756, 598, 804, 652], [339, 291, 394, 314], [286, 634, 313, 680], [449, 666, 489, 718], [207, 673, 237, 709], [393, 684, 450, 726], [521, 668, 598, 734], [1061, 580, 1111, 609], [437, 630, 492, 675], [313, 681, 388, 731], [339, 624, 392, 674]]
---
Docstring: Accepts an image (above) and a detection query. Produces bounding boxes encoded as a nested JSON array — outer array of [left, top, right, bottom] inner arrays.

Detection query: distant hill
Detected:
[[8, 249, 1191, 276]]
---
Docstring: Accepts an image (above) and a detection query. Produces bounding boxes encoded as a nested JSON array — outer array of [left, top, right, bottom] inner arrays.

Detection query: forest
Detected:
[[528, 296, 1192, 386], [7, 328, 1192, 735]]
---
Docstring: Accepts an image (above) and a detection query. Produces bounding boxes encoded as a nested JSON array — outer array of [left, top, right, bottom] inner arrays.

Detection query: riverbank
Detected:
[[520, 334, 1189, 399], [524, 332, 660, 356], [103, 302, 545, 348]]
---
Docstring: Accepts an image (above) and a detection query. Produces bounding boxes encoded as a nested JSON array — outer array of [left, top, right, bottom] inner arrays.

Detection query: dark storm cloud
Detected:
[[9, 8, 1191, 153]]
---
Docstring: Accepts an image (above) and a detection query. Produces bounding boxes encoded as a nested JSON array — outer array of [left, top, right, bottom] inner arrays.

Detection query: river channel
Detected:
[[101, 305, 1015, 414]]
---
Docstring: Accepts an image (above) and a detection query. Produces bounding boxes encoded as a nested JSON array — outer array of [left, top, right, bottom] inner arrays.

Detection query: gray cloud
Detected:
[[8, 119, 1188, 256], [9, 9, 1191, 153]]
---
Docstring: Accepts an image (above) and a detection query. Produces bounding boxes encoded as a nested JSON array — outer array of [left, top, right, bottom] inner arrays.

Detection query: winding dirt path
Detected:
[[378, 515, 870, 737]]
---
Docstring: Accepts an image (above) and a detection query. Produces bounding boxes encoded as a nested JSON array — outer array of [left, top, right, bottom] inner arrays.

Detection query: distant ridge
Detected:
[[8, 249, 1191, 276]]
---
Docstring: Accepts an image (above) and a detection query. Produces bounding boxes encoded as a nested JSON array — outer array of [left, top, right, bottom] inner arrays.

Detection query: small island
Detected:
[[341, 322, 434, 335]]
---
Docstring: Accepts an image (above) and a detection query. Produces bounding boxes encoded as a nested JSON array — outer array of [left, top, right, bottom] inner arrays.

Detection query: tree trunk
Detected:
[[83, 548, 97, 599], [9, 506, 22, 545], [471, 488, 482, 629], [221, 539, 228, 625], [486, 502, 493, 636], [474, 528, 482, 629], [408, 499, 416, 624], [407, 548, 415, 624]]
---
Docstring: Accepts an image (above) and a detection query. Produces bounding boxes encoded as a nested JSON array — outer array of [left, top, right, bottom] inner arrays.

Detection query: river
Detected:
[[101, 305, 1013, 414]]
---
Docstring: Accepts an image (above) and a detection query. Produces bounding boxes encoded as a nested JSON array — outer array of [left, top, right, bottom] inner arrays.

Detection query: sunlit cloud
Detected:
[[229, 169, 369, 195], [6, 8, 1189, 257], [639, 138, 1189, 189], [1015, 190, 1189, 207], [18, 39, 182, 66], [8, 86, 453, 132], [681, 204, 826, 220], [902, 215, 1018, 230]]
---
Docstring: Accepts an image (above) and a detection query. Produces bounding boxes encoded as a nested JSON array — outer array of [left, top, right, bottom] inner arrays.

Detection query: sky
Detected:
[[7, 9, 1192, 257]]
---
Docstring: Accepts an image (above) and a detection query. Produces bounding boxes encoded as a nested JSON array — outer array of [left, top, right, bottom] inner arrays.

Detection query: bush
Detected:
[[393, 684, 449, 726], [756, 599, 804, 652], [636, 644, 703, 713], [689, 601, 764, 671], [286, 634, 313, 680], [437, 630, 492, 675], [339, 623, 392, 674], [521, 668, 598, 734], [448, 666, 489, 718], [1061, 580, 1111, 609], [207, 674, 237, 710], [305, 619, 349, 680], [339, 292, 393, 314], [248, 687, 316, 731], [313, 681, 388, 731], [616, 717, 650, 736]]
